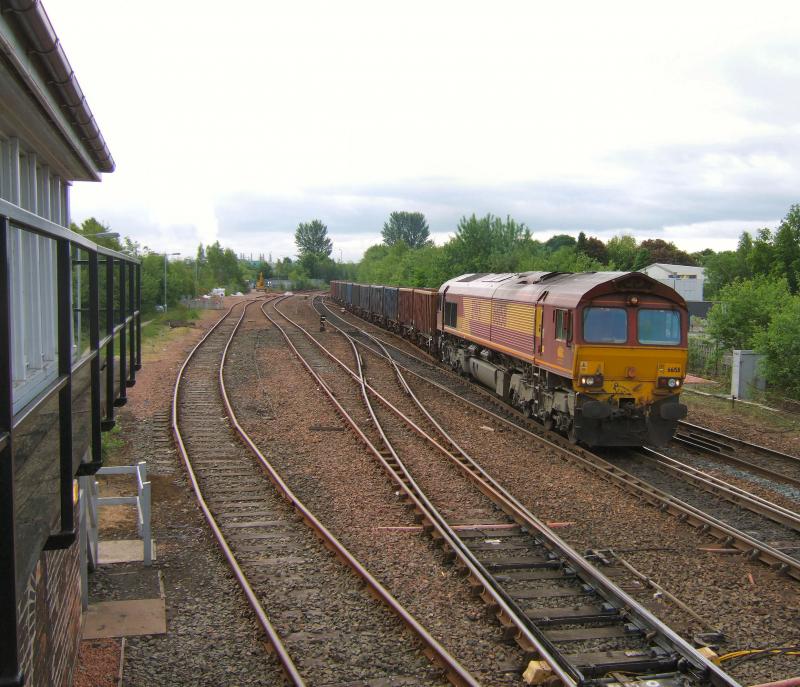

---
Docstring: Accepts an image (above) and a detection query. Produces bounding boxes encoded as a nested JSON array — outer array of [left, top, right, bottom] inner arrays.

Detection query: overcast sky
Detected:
[[47, 1, 800, 262]]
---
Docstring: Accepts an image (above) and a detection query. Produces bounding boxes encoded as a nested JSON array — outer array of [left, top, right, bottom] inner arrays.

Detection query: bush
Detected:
[[706, 276, 790, 350], [755, 296, 800, 399]]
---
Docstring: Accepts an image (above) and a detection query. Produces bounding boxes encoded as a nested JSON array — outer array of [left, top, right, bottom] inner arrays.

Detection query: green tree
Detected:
[[295, 220, 332, 258], [576, 232, 608, 264], [205, 241, 245, 292], [545, 234, 576, 252], [639, 238, 696, 266], [71, 217, 125, 252], [606, 234, 647, 270], [772, 204, 800, 293], [445, 214, 532, 274], [754, 295, 800, 398], [706, 276, 790, 349], [381, 211, 431, 248]]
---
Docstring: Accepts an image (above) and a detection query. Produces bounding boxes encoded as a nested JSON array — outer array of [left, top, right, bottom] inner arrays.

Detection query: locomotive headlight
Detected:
[[579, 374, 603, 387], [658, 376, 683, 389]]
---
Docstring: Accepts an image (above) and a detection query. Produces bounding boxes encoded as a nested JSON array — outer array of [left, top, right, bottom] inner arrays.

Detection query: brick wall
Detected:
[[17, 501, 82, 687]]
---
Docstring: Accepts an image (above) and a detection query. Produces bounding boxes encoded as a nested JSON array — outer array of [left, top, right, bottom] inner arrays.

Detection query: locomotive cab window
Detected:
[[555, 309, 571, 342], [638, 309, 680, 345], [444, 300, 458, 327], [582, 307, 627, 344]]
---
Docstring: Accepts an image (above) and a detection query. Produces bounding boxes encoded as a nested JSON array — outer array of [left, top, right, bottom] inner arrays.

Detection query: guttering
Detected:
[[3, 0, 115, 173]]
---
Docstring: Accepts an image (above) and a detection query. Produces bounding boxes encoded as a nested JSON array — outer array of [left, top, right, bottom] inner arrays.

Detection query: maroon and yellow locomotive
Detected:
[[331, 271, 688, 447]]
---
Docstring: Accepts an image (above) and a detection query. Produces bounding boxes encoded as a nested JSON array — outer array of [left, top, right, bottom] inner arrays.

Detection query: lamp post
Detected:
[[163, 252, 180, 312]]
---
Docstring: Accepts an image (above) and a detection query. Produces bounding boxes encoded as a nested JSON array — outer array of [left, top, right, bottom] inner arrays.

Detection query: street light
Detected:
[[163, 252, 180, 312]]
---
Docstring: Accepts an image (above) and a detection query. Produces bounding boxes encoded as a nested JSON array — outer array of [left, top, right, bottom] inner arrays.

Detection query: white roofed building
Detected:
[[641, 263, 705, 302]]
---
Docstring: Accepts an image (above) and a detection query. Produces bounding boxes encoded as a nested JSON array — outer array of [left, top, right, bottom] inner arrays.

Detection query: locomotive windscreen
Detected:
[[638, 309, 681, 345], [582, 307, 627, 343]]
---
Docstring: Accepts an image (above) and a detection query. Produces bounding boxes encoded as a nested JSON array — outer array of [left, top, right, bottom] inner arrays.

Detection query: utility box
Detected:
[[731, 350, 765, 400]]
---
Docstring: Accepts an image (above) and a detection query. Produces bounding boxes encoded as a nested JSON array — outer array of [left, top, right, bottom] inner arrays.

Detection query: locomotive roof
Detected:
[[439, 271, 686, 308]]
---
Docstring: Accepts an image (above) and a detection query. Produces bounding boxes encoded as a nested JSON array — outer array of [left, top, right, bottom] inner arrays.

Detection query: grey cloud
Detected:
[[206, 128, 800, 257], [723, 46, 800, 126]]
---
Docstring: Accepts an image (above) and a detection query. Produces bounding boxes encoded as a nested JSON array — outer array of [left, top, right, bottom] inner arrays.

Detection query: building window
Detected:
[[9, 227, 59, 415], [444, 300, 457, 327]]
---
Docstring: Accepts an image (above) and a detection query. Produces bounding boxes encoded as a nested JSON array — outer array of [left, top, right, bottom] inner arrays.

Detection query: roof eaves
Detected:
[[3, 0, 114, 174]]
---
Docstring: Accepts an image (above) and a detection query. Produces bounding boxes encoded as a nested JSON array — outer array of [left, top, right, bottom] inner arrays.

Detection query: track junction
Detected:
[[169, 293, 800, 687]]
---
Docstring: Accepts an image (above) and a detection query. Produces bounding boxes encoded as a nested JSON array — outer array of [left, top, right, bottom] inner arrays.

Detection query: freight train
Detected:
[[330, 271, 688, 447]]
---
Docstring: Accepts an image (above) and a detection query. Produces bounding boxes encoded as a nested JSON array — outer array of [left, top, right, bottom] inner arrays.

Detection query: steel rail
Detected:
[[255, 298, 481, 687], [318, 298, 800, 584], [314, 298, 739, 687], [171, 298, 306, 686], [262, 297, 576, 686], [637, 448, 800, 534], [678, 420, 800, 464], [671, 426, 800, 490]]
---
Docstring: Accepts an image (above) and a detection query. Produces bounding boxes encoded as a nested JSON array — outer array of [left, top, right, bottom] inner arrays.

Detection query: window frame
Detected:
[[554, 309, 572, 343], [581, 306, 628, 344], [443, 300, 458, 327], [636, 308, 682, 346]]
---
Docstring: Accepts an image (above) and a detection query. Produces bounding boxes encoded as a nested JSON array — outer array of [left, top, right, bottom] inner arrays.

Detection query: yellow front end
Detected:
[[571, 344, 688, 445], [574, 344, 687, 403]]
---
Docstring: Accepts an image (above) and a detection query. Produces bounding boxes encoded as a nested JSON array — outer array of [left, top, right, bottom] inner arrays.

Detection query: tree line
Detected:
[[72, 200, 800, 399], [71, 218, 251, 312]]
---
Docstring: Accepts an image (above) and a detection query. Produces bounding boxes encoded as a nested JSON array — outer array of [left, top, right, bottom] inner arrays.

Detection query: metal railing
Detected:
[[0, 199, 141, 686], [94, 462, 152, 565]]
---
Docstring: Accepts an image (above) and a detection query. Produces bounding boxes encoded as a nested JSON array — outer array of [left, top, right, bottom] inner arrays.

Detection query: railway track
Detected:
[[316, 298, 800, 584], [616, 448, 800, 561], [172, 298, 477, 687], [270, 295, 739, 687], [672, 421, 800, 490]]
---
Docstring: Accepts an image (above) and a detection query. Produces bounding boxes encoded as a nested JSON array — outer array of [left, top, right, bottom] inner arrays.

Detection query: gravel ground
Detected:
[[606, 452, 800, 562], [322, 300, 800, 685], [178, 300, 449, 686], [73, 639, 120, 687], [230, 297, 528, 685]]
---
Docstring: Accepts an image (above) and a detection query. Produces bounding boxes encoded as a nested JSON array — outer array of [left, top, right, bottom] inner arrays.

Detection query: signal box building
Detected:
[[1, 4, 141, 685]]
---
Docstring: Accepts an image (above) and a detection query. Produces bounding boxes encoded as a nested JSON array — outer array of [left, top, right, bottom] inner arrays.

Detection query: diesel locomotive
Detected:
[[330, 271, 688, 447]]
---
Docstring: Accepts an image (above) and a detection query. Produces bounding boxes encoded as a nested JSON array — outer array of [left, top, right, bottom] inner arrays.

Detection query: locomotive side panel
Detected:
[[490, 299, 535, 359]]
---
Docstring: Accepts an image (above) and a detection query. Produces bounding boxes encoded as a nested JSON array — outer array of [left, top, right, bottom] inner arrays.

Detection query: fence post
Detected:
[[136, 461, 151, 566], [78, 482, 88, 610], [142, 478, 151, 566]]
